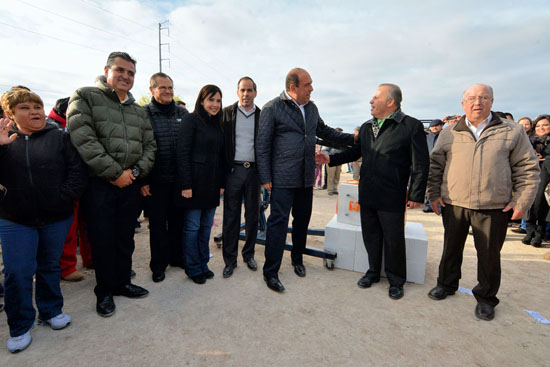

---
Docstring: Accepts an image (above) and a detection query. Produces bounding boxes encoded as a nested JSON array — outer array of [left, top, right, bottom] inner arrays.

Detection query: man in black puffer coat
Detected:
[[142, 72, 188, 283], [257, 68, 354, 292]]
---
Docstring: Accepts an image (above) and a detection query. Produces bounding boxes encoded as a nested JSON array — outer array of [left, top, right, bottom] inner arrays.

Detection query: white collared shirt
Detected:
[[238, 104, 256, 117], [466, 113, 492, 140], [284, 90, 306, 121]]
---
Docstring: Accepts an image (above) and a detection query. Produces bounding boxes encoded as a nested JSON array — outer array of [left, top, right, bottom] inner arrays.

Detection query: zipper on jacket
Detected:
[[120, 105, 130, 168], [232, 108, 236, 161], [25, 135, 34, 186]]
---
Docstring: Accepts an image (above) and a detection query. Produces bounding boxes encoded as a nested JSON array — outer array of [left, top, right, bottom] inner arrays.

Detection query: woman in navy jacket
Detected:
[[0, 87, 87, 353], [176, 85, 225, 284]]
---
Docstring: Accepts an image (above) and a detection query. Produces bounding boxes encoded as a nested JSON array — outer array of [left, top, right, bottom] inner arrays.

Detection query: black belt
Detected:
[[234, 161, 255, 168]]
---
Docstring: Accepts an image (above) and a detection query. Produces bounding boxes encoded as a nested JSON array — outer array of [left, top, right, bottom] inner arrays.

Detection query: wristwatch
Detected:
[[131, 168, 140, 178]]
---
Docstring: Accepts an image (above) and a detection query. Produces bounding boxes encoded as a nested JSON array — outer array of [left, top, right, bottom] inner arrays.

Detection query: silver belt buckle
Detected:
[[243, 162, 251, 168]]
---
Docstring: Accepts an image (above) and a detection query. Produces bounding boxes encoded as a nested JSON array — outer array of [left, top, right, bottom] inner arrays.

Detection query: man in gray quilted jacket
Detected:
[[257, 68, 354, 292], [68, 52, 156, 317]]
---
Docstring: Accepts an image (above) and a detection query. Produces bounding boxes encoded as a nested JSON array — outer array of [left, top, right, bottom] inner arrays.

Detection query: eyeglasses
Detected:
[[464, 96, 492, 103]]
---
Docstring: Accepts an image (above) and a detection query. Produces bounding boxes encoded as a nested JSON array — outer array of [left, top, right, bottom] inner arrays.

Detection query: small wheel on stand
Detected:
[[324, 258, 335, 270]]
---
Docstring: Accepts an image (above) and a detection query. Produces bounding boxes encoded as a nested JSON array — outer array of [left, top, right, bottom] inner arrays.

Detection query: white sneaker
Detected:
[[7, 331, 32, 353], [38, 313, 72, 330]]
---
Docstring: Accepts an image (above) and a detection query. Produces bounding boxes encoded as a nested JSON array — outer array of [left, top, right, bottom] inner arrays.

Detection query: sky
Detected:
[[1, 0, 549, 132]]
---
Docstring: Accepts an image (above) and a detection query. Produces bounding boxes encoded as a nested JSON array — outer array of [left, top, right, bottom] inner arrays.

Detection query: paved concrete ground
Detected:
[[1, 172, 549, 366]]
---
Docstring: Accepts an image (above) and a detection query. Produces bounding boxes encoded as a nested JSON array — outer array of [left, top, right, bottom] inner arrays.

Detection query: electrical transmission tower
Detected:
[[159, 21, 170, 72]]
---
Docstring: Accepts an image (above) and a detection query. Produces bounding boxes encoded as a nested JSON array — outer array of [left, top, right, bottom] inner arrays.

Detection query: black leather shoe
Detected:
[[357, 274, 380, 288], [190, 274, 206, 284], [264, 276, 285, 292], [475, 303, 495, 321], [244, 258, 257, 271], [113, 284, 149, 298], [203, 270, 214, 279], [427, 286, 455, 300], [223, 265, 235, 278], [522, 233, 533, 245], [389, 285, 404, 300], [152, 272, 165, 283], [531, 232, 542, 247], [96, 295, 115, 317], [511, 227, 526, 234], [293, 264, 306, 277], [422, 207, 433, 213]]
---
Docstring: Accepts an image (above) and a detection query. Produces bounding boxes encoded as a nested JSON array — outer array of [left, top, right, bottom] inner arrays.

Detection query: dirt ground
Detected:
[[1, 172, 549, 367]]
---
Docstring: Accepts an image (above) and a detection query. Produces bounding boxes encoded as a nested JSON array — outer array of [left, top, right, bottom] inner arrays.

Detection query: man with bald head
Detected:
[[256, 68, 353, 292], [427, 84, 539, 320], [318, 83, 429, 300]]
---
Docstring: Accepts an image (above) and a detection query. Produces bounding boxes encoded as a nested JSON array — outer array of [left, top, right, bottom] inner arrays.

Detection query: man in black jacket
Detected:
[[318, 83, 429, 300], [141, 72, 188, 283], [221, 77, 261, 278], [257, 68, 354, 292]]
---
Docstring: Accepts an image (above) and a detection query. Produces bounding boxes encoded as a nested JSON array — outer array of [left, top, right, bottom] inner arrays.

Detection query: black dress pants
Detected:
[[147, 182, 184, 274], [81, 178, 141, 298], [263, 187, 313, 279], [359, 206, 406, 286], [222, 165, 260, 266], [437, 204, 508, 307]]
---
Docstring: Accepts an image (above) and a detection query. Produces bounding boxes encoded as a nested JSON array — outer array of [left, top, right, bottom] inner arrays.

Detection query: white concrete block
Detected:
[[324, 215, 361, 271], [325, 217, 428, 284], [337, 182, 361, 226]]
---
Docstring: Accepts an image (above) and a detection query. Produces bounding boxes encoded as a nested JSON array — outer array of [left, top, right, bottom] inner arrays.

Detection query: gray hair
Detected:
[[379, 83, 402, 109], [150, 72, 173, 88], [462, 84, 494, 100], [106, 51, 136, 68]]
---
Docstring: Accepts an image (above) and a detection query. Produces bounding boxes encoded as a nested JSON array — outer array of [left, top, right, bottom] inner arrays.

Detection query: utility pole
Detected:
[[159, 21, 170, 72]]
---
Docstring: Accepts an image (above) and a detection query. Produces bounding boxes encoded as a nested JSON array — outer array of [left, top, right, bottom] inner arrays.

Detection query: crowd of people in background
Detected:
[[0, 51, 549, 354]]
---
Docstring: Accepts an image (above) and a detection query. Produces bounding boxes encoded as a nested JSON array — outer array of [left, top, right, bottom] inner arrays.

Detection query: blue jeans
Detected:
[[0, 216, 73, 337], [183, 208, 216, 277]]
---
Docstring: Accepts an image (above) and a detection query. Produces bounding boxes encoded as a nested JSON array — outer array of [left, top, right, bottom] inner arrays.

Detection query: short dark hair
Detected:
[[504, 112, 514, 120], [237, 76, 257, 91], [150, 72, 173, 88], [534, 114, 550, 126], [379, 83, 402, 109], [285, 68, 307, 91], [106, 51, 136, 68]]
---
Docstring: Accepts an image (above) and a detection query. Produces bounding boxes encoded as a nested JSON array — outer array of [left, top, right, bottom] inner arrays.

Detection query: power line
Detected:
[[0, 21, 106, 53], [0, 21, 159, 68], [167, 25, 231, 82], [77, 0, 154, 31], [16, 0, 157, 50], [0, 83, 69, 96]]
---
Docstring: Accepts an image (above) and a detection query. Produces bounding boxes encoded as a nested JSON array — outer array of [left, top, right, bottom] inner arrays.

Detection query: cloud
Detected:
[[1, 0, 549, 132]]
